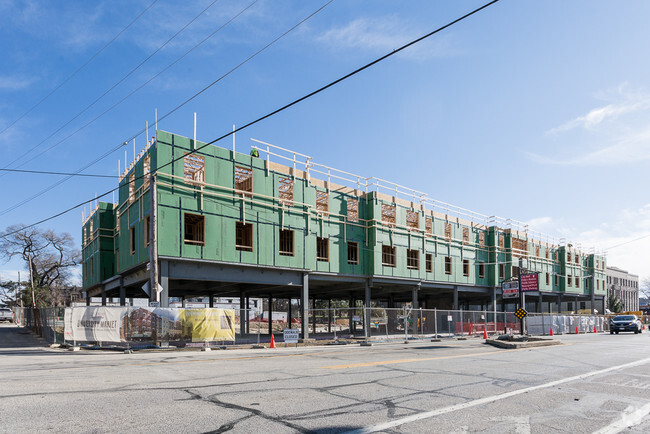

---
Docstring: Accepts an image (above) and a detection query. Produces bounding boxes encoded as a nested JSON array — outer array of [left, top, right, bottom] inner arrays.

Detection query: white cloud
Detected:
[[547, 100, 649, 134], [533, 84, 650, 166], [0, 75, 36, 91], [529, 126, 650, 166], [525, 206, 650, 282], [317, 17, 456, 59]]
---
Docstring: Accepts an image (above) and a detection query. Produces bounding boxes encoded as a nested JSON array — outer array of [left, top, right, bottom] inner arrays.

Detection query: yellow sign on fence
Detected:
[[179, 309, 235, 342]]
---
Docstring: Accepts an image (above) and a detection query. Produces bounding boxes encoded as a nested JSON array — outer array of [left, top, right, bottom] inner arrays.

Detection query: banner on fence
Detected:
[[64, 307, 127, 343], [63, 307, 235, 343], [179, 309, 235, 342]]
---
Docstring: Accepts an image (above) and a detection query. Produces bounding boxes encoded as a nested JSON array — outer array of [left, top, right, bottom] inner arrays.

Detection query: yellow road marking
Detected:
[[321, 348, 523, 369]]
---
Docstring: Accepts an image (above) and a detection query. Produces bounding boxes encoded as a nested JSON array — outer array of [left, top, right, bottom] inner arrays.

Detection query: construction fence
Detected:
[[13, 306, 636, 350]]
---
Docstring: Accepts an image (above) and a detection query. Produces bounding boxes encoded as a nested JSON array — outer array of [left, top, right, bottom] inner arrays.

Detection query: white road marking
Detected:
[[347, 357, 650, 434], [592, 402, 650, 434]]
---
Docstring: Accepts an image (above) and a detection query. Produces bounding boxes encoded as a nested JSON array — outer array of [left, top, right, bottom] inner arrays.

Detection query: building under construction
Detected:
[[81, 130, 608, 338]]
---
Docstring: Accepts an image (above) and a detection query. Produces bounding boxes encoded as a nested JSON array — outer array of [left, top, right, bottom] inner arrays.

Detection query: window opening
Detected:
[[347, 199, 358, 222], [445, 223, 452, 241], [498, 234, 504, 249], [279, 229, 294, 256], [426, 254, 433, 272], [499, 263, 505, 278], [316, 191, 329, 215], [184, 213, 205, 245], [382, 245, 396, 267], [236, 222, 253, 251], [347, 242, 359, 264], [445, 256, 452, 275], [463, 259, 469, 277], [479, 263, 485, 278], [407, 249, 419, 269], [144, 216, 150, 246], [425, 217, 433, 237], [235, 166, 253, 195], [479, 232, 485, 247], [279, 177, 294, 205], [512, 238, 527, 257], [317, 237, 329, 261], [143, 154, 150, 189], [128, 173, 135, 203], [129, 226, 135, 254], [462, 228, 469, 245], [381, 204, 396, 227], [406, 210, 419, 231], [184, 153, 205, 185]]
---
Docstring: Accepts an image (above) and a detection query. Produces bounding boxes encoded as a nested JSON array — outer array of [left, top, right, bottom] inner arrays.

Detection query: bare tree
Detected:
[[0, 279, 21, 307], [0, 224, 80, 307]]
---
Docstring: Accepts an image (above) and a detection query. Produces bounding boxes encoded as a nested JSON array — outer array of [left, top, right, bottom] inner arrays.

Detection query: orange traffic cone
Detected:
[[483, 329, 488, 339], [550, 327, 554, 336], [593, 326, 597, 333], [575, 326, 579, 334], [270, 334, 276, 349]]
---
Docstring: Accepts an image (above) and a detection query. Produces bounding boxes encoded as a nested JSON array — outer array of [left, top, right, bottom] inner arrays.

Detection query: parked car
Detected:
[[610, 315, 643, 334], [0, 307, 13, 323]]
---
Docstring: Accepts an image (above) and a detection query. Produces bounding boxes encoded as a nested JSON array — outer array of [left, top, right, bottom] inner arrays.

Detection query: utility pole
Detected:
[[28, 254, 36, 308]]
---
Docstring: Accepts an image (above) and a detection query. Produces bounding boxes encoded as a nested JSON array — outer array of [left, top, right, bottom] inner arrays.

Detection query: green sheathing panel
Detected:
[[84, 130, 608, 297], [588, 254, 607, 296], [487, 227, 508, 286], [114, 146, 152, 274], [367, 192, 489, 284], [81, 202, 115, 288], [154, 131, 371, 274]]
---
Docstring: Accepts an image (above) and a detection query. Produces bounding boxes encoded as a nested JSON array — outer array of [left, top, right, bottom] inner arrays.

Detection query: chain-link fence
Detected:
[[12, 306, 645, 349]]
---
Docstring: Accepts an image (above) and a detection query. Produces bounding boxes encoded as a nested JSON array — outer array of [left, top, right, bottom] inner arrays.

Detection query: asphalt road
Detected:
[[1, 323, 650, 433]]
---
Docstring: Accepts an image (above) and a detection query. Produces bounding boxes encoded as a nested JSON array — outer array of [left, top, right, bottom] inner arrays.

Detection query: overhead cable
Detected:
[[0, 0, 500, 238], [0, 0, 160, 138]]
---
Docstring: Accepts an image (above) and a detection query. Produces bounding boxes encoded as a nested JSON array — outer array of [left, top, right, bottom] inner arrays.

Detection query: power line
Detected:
[[0, 0, 315, 217], [1, 0, 220, 173], [12, 0, 261, 175], [0, 0, 159, 138], [605, 233, 650, 251], [0, 168, 117, 178], [0, 0, 500, 238]]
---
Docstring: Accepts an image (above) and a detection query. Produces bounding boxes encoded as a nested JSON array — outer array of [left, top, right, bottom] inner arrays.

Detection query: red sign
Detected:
[[520, 273, 539, 292]]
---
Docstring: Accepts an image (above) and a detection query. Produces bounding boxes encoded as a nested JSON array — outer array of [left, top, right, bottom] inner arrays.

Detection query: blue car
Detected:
[[610, 315, 643, 334]]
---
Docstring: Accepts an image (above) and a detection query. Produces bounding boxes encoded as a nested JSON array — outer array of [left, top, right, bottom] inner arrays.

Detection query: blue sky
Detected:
[[1, 0, 649, 284]]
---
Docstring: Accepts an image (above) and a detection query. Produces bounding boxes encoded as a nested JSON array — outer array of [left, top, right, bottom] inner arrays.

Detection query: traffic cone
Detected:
[[550, 327, 553, 336], [270, 334, 276, 349], [483, 329, 488, 339], [593, 326, 597, 333], [575, 326, 579, 334]]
